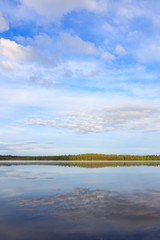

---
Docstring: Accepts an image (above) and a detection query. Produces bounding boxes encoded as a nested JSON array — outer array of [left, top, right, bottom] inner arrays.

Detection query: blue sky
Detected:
[[0, 0, 160, 155]]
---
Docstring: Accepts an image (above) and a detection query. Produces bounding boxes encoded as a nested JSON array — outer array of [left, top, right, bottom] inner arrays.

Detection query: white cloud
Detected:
[[22, 104, 160, 134], [15, 32, 107, 60], [2, 32, 114, 68], [0, 37, 58, 71], [135, 38, 160, 63], [58, 32, 115, 61], [100, 50, 115, 61], [0, 38, 39, 63], [0, 11, 9, 33], [103, 22, 116, 33], [20, 0, 107, 19], [115, 45, 127, 56], [58, 32, 97, 55], [0, 60, 15, 71], [117, 4, 144, 19], [0, 33, 115, 86], [25, 119, 57, 127], [0, 141, 55, 153]]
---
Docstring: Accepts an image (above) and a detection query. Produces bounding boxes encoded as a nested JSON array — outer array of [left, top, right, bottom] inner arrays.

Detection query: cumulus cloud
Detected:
[[1, 33, 114, 71], [20, 0, 107, 19], [0, 38, 39, 63], [0, 37, 58, 72], [18, 32, 114, 62], [0, 11, 9, 33], [0, 34, 115, 88]]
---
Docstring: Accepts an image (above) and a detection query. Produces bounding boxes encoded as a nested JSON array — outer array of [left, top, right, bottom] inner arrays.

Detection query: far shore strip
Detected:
[[1, 160, 160, 163]]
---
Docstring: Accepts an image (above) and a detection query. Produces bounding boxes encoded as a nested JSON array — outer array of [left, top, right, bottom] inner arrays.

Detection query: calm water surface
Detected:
[[1, 164, 160, 240]]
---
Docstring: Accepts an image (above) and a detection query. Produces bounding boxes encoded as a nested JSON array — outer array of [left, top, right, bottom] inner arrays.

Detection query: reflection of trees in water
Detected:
[[56, 162, 160, 168], [1, 162, 160, 168]]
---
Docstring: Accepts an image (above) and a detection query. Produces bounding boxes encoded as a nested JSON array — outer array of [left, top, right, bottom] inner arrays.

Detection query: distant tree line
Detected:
[[1, 154, 160, 161]]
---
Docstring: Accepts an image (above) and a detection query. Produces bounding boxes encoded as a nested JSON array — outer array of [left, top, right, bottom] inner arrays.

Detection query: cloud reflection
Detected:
[[17, 188, 160, 225], [1, 188, 160, 240]]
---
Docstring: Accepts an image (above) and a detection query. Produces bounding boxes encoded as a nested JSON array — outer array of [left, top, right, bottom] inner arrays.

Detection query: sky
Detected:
[[0, 0, 160, 155]]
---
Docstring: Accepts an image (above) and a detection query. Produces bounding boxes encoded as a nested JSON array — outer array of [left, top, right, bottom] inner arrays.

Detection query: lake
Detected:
[[1, 163, 160, 240]]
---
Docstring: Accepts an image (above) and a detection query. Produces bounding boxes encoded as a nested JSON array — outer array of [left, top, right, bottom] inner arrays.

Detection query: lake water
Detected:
[[1, 164, 160, 240]]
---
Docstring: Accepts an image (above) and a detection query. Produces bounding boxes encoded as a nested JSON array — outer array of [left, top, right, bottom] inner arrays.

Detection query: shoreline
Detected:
[[1, 160, 160, 163]]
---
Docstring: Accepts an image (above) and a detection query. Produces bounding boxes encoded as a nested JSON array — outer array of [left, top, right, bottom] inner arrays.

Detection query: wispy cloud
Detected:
[[20, 0, 107, 19], [0, 11, 9, 32], [0, 141, 54, 154]]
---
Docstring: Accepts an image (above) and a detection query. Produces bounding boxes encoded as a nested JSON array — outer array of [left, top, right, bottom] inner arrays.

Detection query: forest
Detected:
[[1, 153, 160, 161]]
